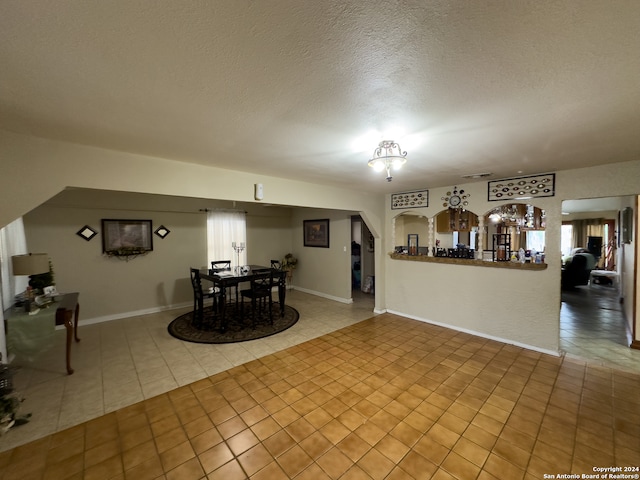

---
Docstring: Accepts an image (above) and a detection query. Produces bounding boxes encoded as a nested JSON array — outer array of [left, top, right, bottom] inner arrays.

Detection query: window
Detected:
[[206, 210, 246, 269], [526, 230, 545, 253], [561, 224, 573, 256]]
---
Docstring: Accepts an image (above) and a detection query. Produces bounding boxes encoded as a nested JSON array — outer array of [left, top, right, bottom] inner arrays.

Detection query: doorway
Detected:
[[351, 216, 375, 302], [559, 196, 639, 373]]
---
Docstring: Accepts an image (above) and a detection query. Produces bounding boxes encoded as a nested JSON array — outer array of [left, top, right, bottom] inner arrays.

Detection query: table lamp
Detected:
[[12, 253, 49, 311]]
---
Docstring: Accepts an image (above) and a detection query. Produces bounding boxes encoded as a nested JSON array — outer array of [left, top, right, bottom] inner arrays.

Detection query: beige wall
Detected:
[[291, 208, 357, 302], [245, 208, 294, 268], [24, 203, 205, 321], [2, 128, 639, 355], [0, 129, 385, 298], [636, 196, 639, 348], [0, 130, 383, 235], [22, 197, 360, 321], [383, 161, 640, 353], [620, 196, 638, 338]]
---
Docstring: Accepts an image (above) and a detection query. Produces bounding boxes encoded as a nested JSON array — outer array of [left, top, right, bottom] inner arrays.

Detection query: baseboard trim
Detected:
[[292, 286, 353, 304], [386, 309, 560, 357], [55, 301, 191, 329]]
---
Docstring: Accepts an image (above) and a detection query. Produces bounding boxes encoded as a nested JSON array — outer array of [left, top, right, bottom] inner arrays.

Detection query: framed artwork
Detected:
[[488, 173, 555, 201], [391, 189, 429, 209], [154, 225, 170, 239], [102, 219, 153, 255], [76, 225, 98, 241], [304, 219, 330, 248]]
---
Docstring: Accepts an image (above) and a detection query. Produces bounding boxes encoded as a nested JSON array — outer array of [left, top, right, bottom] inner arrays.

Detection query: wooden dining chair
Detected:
[[190, 268, 221, 328], [240, 269, 274, 327], [210, 260, 232, 273], [210, 260, 238, 303], [267, 260, 283, 306]]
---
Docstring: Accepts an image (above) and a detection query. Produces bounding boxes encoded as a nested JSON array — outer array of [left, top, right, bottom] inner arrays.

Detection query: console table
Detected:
[[4, 292, 80, 375]]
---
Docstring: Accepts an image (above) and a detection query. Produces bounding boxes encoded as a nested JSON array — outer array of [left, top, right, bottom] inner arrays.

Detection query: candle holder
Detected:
[[232, 242, 245, 274]]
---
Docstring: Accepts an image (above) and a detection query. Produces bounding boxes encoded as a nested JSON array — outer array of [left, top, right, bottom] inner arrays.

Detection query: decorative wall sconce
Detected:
[[77, 225, 98, 241]]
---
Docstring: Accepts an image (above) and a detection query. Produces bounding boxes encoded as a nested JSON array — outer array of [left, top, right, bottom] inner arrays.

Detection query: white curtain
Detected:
[[0, 217, 28, 363], [207, 210, 246, 271]]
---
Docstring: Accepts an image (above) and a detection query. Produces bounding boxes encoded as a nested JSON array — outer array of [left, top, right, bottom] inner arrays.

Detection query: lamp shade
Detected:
[[12, 253, 49, 275]]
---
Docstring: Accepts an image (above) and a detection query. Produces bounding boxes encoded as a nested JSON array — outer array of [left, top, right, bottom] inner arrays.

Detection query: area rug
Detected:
[[167, 303, 299, 344]]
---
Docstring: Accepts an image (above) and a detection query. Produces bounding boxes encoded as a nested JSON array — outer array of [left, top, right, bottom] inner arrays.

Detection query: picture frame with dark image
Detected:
[[303, 219, 330, 248]]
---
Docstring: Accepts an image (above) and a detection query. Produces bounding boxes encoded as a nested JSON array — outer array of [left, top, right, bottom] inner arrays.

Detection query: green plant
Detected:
[[28, 259, 55, 293]]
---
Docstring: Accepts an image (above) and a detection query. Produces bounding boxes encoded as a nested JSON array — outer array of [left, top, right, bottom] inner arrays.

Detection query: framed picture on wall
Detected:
[[304, 219, 330, 248], [102, 219, 153, 255]]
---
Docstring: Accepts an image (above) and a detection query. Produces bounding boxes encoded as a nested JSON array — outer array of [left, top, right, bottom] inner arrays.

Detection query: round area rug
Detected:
[[168, 303, 299, 344]]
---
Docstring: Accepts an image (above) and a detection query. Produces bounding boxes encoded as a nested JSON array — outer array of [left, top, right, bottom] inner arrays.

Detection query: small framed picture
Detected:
[[154, 225, 170, 239], [303, 219, 330, 248]]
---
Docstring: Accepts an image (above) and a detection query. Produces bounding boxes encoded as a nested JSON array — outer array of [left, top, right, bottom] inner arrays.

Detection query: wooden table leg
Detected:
[[55, 293, 80, 375], [74, 303, 81, 342], [278, 273, 286, 316], [63, 310, 74, 375]]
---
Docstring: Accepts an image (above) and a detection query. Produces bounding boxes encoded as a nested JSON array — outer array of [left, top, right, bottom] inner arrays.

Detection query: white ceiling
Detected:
[[561, 197, 623, 215], [2, 1, 639, 194]]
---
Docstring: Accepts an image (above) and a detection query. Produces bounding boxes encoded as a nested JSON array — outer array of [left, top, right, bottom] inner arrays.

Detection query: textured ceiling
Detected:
[[1, 1, 639, 194]]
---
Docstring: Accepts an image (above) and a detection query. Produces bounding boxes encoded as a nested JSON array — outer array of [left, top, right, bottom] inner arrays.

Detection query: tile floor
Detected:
[[0, 290, 377, 454], [0, 288, 638, 479], [560, 283, 639, 373]]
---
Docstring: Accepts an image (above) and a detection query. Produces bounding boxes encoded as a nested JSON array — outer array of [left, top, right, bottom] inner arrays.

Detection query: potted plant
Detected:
[[28, 259, 55, 294], [0, 363, 31, 435], [281, 253, 298, 287]]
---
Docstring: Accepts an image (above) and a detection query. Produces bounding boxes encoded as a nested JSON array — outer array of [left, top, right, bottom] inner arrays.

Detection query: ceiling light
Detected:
[[367, 140, 407, 182]]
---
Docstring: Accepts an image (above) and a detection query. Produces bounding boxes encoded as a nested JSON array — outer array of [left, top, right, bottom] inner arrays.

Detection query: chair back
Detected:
[[190, 268, 203, 302], [250, 269, 273, 295], [270, 259, 282, 270], [211, 260, 232, 273]]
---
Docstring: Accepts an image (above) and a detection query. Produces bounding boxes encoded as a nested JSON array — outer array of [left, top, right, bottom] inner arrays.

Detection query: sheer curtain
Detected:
[[206, 210, 246, 271], [0, 217, 28, 362]]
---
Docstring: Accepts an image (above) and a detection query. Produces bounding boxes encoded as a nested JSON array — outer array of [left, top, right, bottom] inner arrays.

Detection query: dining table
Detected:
[[200, 265, 287, 331]]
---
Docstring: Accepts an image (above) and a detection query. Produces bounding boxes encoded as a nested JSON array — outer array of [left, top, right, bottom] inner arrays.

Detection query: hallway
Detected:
[[560, 283, 638, 374]]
